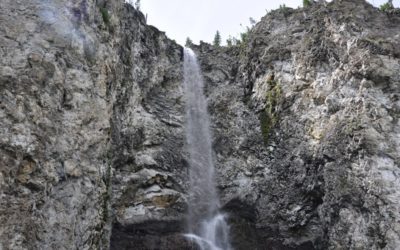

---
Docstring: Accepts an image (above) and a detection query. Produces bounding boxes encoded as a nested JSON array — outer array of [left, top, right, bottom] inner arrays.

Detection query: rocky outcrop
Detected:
[[0, 0, 184, 249], [1, 0, 399, 249], [107, 3, 186, 249], [194, 0, 400, 249]]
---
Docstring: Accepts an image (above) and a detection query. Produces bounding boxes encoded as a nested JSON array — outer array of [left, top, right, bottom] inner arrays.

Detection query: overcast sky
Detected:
[[138, 0, 400, 45]]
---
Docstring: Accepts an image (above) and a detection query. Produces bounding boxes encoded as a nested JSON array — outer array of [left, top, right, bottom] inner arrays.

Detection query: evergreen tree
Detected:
[[213, 31, 221, 47], [185, 37, 193, 47], [240, 27, 250, 44], [226, 37, 233, 47]]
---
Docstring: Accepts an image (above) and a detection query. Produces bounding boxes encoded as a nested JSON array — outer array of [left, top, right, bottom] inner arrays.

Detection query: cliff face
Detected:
[[1, 0, 399, 249], [0, 0, 184, 249], [195, 0, 400, 249]]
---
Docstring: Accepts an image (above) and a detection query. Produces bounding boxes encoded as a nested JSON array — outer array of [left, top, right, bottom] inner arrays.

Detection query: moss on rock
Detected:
[[260, 79, 282, 143]]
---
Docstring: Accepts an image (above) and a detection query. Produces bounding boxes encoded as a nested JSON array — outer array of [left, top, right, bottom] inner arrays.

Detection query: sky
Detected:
[[138, 0, 400, 46]]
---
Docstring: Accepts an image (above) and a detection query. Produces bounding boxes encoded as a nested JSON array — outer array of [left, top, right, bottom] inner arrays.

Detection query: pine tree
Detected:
[[226, 37, 233, 47], [213, 31, 221, 47], [185, 37, 193, 47]]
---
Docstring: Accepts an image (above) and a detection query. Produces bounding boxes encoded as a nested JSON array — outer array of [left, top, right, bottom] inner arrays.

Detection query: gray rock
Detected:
[[1, 0, 399, 249], [0, 0, 185, 249], [192, 0, 400, 249]]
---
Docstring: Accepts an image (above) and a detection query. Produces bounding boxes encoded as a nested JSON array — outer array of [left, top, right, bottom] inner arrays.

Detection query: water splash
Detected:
[[183, 48, 231, 250], [38, 0, 83, 39], [36, 0, 94, 56]]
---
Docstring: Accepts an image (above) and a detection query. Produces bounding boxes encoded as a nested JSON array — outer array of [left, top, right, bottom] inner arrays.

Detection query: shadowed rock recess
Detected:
[[0, 0, 399, 249]]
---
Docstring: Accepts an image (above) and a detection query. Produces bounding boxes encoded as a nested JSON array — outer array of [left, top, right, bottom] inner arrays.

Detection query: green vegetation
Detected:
[[213, 30, 221, 47], [278, 4, 291, 16], [343, 116, 363, 135], [260, 111, 271, 143], [239, 28, 250, 44], [226, 37, 233, 47], [238, 27, 250, 57], [303, 0, 312, 7], [260, 78, 282, 143], [222, 16, 256, 49], [100, 7, 110, 25], [380, 1, 393, 11], [185, 37, 193, 47], [226, 36, 240, 47]]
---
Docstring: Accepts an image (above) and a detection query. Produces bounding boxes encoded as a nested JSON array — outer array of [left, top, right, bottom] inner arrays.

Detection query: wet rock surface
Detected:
[[1, 0, 399, 249]]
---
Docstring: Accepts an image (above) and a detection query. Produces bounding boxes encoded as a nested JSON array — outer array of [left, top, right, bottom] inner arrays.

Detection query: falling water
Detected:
[[183, 48, 231, 250]]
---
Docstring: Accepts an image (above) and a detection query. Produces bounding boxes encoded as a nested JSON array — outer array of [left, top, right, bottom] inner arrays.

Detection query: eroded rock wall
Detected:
[[1, 0, 399, 249], [194, 0, 400, 249], [0, 0, 184, 249]]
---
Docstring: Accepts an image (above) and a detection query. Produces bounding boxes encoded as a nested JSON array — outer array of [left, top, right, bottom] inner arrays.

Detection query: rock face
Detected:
[[193, 0, 400, 249], [0, 0, 184, 249], [1, 0, 399, 249]]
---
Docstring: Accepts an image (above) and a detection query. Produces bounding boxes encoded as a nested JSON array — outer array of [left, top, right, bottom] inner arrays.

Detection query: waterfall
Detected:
[[183, 48, 231, 250]]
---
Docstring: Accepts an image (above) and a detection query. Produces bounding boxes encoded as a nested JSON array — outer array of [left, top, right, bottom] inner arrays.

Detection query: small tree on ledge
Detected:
[[380, 0, 394, 11], [213, 30, 221, 47], [185, 37, 193, 47], [226, 36, 233, 47]]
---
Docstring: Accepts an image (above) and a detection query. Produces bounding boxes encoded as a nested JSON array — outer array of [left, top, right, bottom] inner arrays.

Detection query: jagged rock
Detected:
[[0, 0, 184, 249], [1, 0, 399, 249], [193, 0, 400, 249]]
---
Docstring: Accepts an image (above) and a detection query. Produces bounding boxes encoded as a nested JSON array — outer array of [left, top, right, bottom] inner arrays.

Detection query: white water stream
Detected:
[[183, 48, 231, 250]]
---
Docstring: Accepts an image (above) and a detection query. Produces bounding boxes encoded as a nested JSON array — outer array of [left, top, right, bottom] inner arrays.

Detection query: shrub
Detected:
[[100, 7, 110, 25], [227, 36, 239, 47], [380, 1, 393, 11], [226, 37, 233, 47], [259, 79, 281, 143], [303, 0, 311, 7], [238, 26, 250, 57], [240, 30, 249, 44], [279, 4, 287, 10]]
